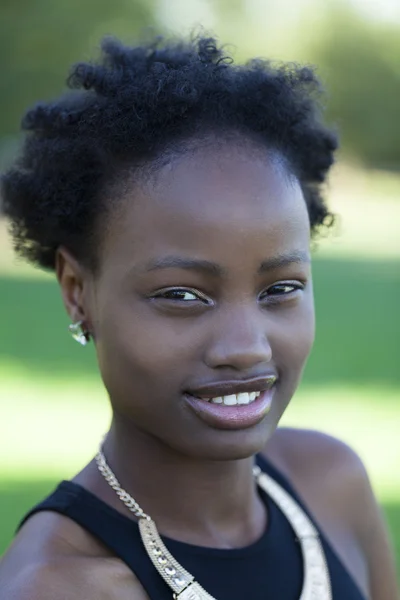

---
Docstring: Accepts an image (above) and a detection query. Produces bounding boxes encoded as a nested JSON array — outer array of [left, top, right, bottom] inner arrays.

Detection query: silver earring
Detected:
[[68, 321, 90, 346]]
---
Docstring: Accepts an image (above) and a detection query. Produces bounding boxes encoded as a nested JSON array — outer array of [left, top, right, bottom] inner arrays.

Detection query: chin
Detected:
[[172, 417, 280, 462]]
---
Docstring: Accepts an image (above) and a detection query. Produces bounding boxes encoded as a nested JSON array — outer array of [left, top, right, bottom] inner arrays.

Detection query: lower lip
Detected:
[[184, 389, 275, 431]]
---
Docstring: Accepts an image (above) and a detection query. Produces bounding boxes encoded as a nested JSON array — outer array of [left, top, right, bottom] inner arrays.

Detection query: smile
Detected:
[[184, 385, 276, 431], [196, 391, 261, 405]]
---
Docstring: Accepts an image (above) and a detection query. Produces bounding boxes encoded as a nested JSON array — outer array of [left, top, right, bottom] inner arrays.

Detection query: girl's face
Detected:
[[89, 140, 314, 460]]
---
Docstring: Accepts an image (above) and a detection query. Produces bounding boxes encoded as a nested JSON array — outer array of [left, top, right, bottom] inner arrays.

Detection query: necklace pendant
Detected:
[[175, 581, 217, 600]]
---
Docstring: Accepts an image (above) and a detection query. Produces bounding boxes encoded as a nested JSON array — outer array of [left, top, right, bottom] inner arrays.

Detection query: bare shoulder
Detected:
[[264, 427, 399, 600], [265, 426, 367, 490], [264, 427, 371, 542], [0, 556, 148, 600], [0, 511, 148, 600]]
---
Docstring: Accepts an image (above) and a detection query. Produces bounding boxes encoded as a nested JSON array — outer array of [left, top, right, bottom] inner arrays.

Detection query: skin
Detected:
[[0, 138, 397, 599]]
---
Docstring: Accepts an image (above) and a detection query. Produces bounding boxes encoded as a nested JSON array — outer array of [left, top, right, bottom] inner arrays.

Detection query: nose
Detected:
[[204, 306, 272, 372]]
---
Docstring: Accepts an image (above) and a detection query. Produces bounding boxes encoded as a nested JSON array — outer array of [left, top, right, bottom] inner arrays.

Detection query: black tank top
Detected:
[[20, 455, 365, 599]]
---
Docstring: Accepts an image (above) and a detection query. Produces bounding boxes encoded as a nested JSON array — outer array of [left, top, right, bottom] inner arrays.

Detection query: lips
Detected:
[[184, 376, 277, 430]]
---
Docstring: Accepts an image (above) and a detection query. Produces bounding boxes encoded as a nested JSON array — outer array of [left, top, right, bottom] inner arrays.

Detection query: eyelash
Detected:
[[151, 282, 304, 306], [259, 282, 304, 303], [152, 288, 212, 304]]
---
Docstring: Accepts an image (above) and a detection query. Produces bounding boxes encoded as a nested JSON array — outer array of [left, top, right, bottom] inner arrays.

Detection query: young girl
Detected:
[[0, 35, 397, 599]]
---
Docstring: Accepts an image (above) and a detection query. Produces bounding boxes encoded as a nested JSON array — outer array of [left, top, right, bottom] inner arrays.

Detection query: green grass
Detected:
[[0, 168, 399, 576]]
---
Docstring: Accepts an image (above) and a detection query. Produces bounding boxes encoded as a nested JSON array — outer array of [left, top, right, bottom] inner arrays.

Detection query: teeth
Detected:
[[211, 396, 223, 404], [223, 394, 237, 406], [237, 393, 250, 405], [209, 391, 262, 405]]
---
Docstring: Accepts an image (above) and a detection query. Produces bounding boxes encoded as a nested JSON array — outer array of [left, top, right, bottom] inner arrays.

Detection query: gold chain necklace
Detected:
[[95, 449, 332, 600]]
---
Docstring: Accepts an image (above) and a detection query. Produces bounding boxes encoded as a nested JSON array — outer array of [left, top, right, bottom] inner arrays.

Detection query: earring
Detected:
[[68, 321, 90, 346]]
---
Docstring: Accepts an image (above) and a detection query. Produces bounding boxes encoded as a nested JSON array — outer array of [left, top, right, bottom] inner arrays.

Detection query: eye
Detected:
[[151, 287, 212, 305], [259, 281, 304, 304], [269, 283, 302, 295]]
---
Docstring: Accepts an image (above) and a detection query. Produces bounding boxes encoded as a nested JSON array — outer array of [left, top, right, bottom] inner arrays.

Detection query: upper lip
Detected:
[[187, 375, 277, 399]]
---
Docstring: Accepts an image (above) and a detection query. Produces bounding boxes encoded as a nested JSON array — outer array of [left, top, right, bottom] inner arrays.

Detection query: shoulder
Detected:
[[0, 512, 148, 600], [266, 425, 360, 465], [0, 557, 145, 600], [264, 427, 399, 600], [264, 427, 369, 540], [266, 426, 366, 494]]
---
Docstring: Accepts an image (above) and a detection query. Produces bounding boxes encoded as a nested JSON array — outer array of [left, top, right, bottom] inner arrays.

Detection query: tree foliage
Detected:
[[0, 0, 154, 138], [307, 3, 400, 169]]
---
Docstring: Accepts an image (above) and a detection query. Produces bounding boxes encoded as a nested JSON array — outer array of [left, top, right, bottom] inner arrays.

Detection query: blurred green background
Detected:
[[1, 0, 399, 580]]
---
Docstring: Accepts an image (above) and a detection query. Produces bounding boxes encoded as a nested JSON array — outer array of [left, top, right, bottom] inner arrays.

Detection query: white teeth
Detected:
[[207, 391, 262, 406], [211, 397, 223, 404], [237, 392, 250, 405], [223, 394, 237, 406]]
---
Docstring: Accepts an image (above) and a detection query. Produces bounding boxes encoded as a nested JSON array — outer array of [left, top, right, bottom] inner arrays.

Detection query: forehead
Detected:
[[101, 142, 310, 272]]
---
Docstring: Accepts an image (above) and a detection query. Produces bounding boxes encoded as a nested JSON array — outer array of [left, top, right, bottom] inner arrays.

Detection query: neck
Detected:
[[98, 416, 266, 548]]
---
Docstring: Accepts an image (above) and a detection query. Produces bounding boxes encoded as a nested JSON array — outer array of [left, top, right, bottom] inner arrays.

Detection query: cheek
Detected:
[[94, 299, 199, 401], [271, 289, 315, 376]]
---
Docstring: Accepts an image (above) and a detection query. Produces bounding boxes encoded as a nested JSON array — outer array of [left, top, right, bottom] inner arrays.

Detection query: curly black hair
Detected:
[[1, 35, 338, 272]]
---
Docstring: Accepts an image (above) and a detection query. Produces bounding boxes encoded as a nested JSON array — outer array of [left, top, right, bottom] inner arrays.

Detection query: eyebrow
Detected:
[[143, 251, 310, 277], [144, 256, 226, 277], [258, 250, 310, 273]]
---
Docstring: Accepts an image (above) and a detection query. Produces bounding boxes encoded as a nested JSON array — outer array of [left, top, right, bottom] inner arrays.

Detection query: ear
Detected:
[[55, 247, 92, 330]]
